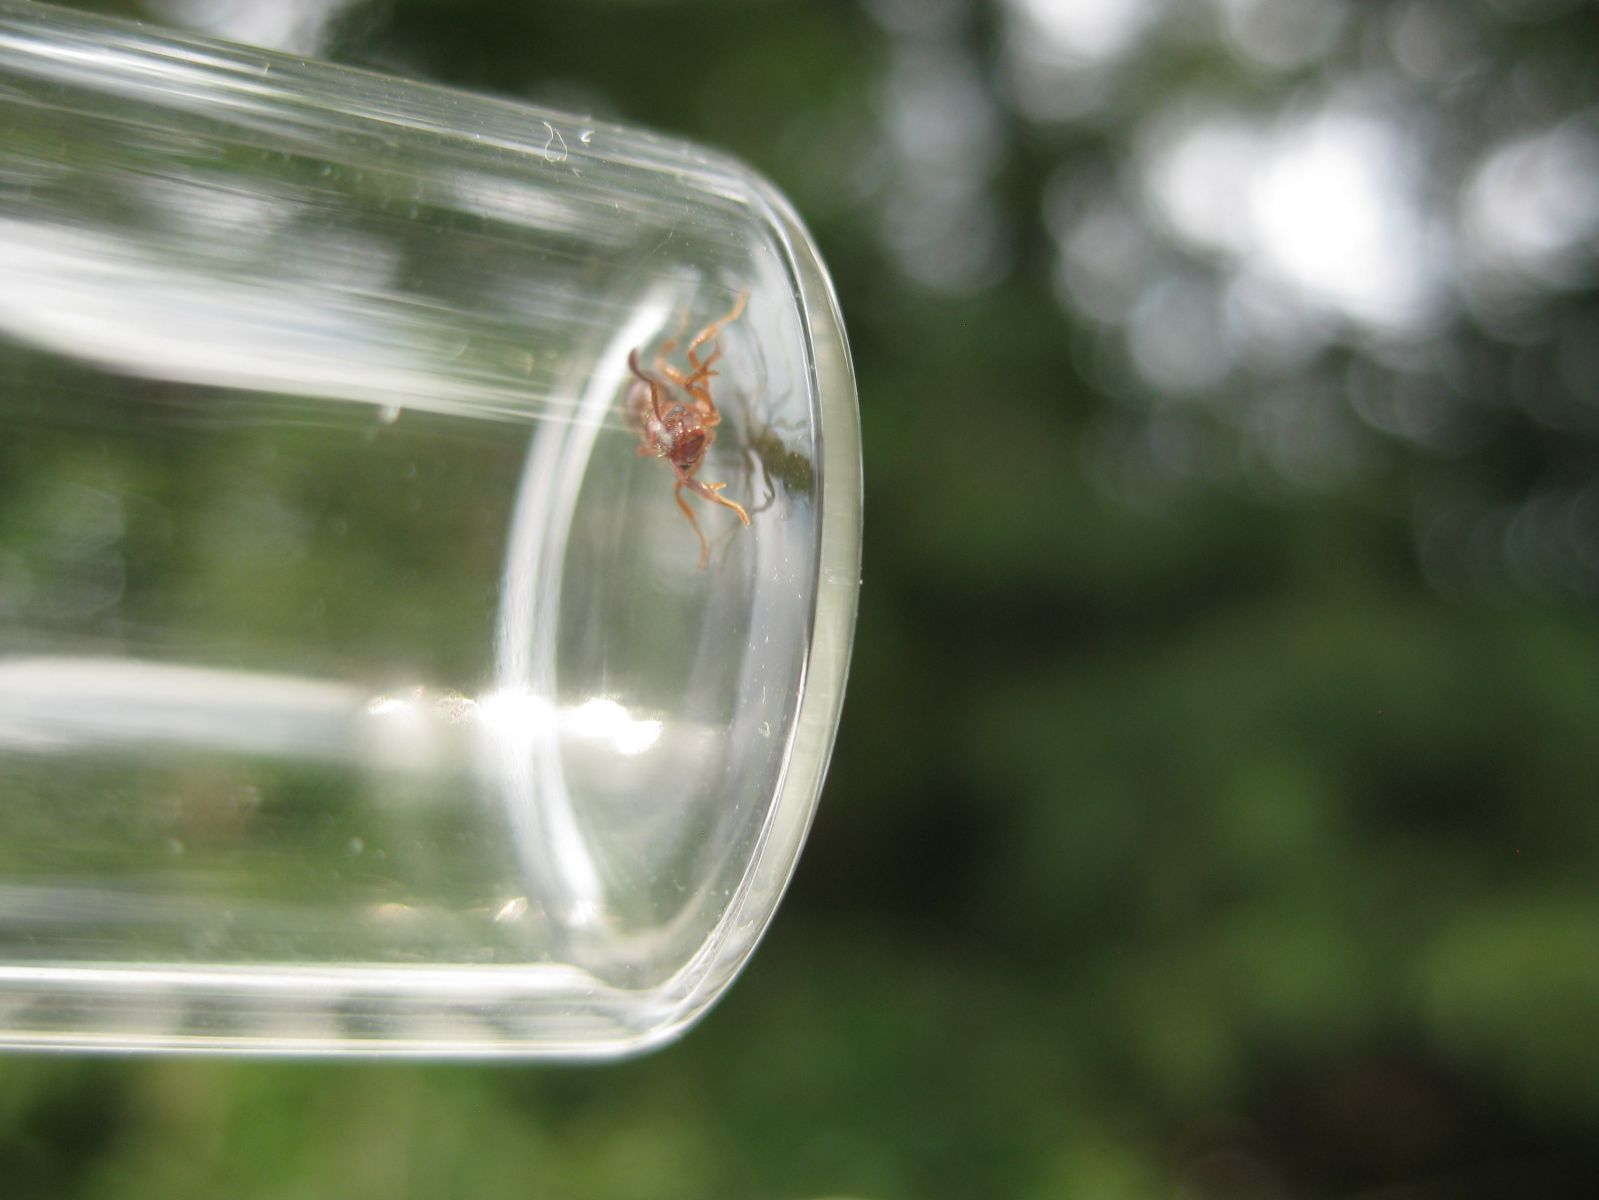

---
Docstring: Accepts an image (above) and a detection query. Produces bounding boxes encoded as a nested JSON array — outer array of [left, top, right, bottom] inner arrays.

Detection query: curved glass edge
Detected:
[[619, 175, 863, 1058]]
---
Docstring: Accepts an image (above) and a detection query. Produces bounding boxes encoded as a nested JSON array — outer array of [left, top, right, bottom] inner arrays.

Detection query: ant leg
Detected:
[[681, 293, 744, 413], [656, 343, 723, 408], [674, 336, 728, 418], [687, 476, 751, 526], [657, 356, 693, 391], [627, 350, 670, 424], [674, 479, 711, 568], [685, 292, 747, 372], [682, 344, 724, 398], [626, 347, 653, 385], [655, 339, 711, 403], [650, 295, 744, 414], [685, 340, 723, 381]]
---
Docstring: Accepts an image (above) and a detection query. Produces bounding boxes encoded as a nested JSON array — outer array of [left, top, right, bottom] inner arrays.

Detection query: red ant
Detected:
[[626, 293, 751, 567]]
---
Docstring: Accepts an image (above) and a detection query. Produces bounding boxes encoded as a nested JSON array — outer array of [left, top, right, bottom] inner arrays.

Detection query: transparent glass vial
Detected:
[[0, 1, 859, 1056]]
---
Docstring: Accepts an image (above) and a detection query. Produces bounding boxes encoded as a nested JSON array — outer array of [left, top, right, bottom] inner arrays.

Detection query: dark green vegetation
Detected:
[[6, 0, 1599, 1195]]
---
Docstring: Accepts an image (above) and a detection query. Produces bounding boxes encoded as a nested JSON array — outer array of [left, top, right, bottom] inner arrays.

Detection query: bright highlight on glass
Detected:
[[0, 0, 860, 1056]]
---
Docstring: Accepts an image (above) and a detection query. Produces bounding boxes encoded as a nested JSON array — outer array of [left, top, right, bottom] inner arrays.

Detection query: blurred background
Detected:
[[4, 0, 1598, 1195]]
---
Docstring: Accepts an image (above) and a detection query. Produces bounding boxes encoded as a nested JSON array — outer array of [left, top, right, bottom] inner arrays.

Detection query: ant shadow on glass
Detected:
[[726, 303, 814, 522]]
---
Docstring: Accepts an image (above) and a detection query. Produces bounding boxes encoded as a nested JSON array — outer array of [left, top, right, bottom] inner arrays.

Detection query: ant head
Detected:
[[673, 428, 707, 471]]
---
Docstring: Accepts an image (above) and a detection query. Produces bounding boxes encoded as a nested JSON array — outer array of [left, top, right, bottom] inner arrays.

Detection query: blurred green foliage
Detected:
[[5, 0, 1599, 1196]]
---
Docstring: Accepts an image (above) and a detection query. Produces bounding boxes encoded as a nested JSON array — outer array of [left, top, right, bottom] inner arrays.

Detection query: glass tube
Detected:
[[0, 0, 860, 1056]]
